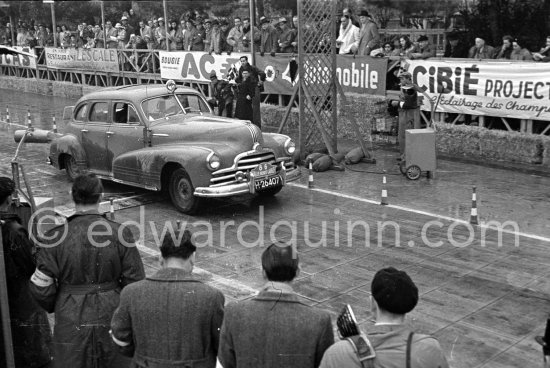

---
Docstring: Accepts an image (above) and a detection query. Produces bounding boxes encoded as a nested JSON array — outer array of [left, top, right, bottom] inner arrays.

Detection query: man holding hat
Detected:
[[277, 17, 295, 53], [111, 230, 224, 368], [320, 267, 448, 368], [356, 9, 380, 56]]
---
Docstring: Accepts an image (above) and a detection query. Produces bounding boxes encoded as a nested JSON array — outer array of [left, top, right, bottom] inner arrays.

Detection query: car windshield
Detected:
[[141, 93, 211, 121], [141, 95, 183, 121]]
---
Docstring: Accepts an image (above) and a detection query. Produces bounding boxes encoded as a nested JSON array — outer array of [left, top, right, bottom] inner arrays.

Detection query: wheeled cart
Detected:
[[399, 129, 436, 180]]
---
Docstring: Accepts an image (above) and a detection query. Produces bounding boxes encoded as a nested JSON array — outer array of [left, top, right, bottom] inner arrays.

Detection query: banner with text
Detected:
[[405, 59, 550, 120], [160, 52, 387, 96], [160, 51, 250, 82], [0, 46, 36, 69], [45, 47, 119, 72]]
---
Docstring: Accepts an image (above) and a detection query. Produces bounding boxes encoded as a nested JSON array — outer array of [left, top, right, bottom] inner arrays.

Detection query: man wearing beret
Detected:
[[111, 230, 225, 368], [409, 35, 436, 59], [219, 242, 334, 368], [320, 267, 449, 368]]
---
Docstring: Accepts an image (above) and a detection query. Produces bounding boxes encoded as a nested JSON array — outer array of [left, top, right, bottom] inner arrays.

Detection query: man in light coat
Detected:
[[356, 9, 380, 56], [336, 14, 360, 54], [219, 242, 334, 368], [111, 230, 225, 368]]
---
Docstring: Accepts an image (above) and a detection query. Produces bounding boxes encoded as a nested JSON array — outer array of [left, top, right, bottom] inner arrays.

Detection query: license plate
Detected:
[[251, 162, 277, 177], [254, 176, 280, 191]]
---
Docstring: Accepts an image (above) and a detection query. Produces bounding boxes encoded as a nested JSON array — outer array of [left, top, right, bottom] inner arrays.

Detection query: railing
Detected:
[[379, 28, 447, 54]]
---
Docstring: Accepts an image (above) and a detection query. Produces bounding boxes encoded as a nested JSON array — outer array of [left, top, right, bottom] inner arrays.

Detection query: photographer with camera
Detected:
[[320, 267, 448, 368]]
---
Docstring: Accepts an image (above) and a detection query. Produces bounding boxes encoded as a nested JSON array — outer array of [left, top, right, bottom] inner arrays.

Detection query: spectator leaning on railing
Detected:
[[468, 37, 494, 59], [510, 38, 533, 60], [494, 35, 514, 59], [533, 35, 550, 61], [259, 16, 278, 56], [277, 17, 295, 53], [356, 10, 380, 56], [408, 35, 436, 59]]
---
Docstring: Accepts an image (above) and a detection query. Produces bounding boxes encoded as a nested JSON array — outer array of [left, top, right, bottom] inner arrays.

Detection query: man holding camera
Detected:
[[320, 267, 448, 368]]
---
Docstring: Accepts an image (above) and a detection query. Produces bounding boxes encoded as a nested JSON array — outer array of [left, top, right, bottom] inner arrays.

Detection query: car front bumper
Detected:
[[194, 166, 301, 198]]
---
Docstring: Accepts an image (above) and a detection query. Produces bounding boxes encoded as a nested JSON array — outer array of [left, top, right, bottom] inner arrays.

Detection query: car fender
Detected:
[[114, 145, 214, 190], [50, 134, 87, 170], [262, 132, 292, 158]]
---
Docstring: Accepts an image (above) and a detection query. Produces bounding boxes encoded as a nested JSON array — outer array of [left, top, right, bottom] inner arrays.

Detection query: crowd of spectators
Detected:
[[2, 5, 550, 64]]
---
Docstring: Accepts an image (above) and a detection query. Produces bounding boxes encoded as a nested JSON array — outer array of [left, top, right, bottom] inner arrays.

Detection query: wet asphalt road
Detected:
[[1, 88, 549, 238]]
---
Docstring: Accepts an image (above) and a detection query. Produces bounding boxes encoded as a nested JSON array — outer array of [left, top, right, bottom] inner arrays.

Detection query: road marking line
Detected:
[[288, 183, 550, 243], [135, 241, 258, 296]]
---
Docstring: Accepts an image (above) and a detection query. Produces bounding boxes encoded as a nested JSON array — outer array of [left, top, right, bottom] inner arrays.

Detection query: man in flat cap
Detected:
[[356, 9, 380, 56], [219, 242, 334, 368], [320, 267, 449, 368], [111, 230, 224, 368], [0, 177, 52, 368], [277, 17, 295, 53]]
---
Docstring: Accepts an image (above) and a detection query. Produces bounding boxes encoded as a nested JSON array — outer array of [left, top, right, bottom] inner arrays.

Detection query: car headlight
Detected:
[[284, 138, 296, 155], [206, 152, 221, 171]]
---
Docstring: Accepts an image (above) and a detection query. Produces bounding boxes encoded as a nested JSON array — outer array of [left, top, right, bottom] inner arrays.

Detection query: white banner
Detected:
[[159, 51, 251, 82], [0, 46, 36, 69], [44, 47, 119, 72], [404, 59, 550, 120]]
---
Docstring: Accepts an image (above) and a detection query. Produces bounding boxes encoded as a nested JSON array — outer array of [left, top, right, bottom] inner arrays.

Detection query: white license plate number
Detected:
[[254, 176, 280, 191]]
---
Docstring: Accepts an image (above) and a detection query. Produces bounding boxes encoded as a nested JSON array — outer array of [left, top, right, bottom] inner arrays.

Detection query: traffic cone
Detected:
[[308, 162, 314, 189], [109, 198, 115, 220], [6, 107, 10, 126], [470, 186, 479, 225], [381, 171, 388, 205], [27, 110, 32, 128], [52, 115, 57, 133]]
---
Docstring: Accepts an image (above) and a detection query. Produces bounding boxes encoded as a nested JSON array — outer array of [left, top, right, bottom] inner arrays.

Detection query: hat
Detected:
[[359, 10, 370, 17], [371, 267, 418, 314], [121, 16, 128, 21], [417, 35, 429, 42], [220, 19, 229, 26], [115, 23, 123, 29], [158, 17, 164, 22], [399, 71, 412, 79], [278, 17, 287, 24], [209, 71, 217, 79], [259, 16, 269, 25], [204, 18, 212, 24], [211, 19, 219, 26]]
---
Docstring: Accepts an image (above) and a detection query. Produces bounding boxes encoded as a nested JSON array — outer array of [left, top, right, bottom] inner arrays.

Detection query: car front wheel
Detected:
[[64, 155, 82, 181], [168, 168, 202, 214]]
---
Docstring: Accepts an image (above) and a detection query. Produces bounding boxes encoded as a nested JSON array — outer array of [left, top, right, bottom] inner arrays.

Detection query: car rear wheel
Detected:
[[256, 185, 283, 197], [64, 155, 82, 181], [169, 168, 201, 214]]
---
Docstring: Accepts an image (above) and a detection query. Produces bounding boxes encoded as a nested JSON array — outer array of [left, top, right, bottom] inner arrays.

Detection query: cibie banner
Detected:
[[404, 59, 550, 120], [44, 47, 119, 72], [0, 46, 36, 68], [159, 51, 251, 82]]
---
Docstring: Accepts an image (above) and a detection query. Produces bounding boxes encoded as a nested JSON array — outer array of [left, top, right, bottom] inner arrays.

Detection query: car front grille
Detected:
[[210, 151, 294, 187]]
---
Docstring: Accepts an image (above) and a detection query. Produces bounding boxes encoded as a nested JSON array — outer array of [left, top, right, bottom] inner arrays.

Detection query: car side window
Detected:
[[114, 102, 140, 124], [89, 102, 109, 123], [74, 104, 88, 122], [176, 94, 210, 114]]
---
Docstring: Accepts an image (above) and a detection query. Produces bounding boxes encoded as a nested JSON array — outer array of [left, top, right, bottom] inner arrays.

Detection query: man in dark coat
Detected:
[[235, 55, 266, 127], [210, 71, 234, 117], [219, 242, 334, 368], [29, 173, 145, 368], [234, 69, 255, 122], [111, 230, 225, 368], [0, 177, 51, 368]]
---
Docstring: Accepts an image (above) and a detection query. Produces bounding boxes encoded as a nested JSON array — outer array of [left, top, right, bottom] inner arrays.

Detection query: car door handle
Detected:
[[81, 129, 89, 133]]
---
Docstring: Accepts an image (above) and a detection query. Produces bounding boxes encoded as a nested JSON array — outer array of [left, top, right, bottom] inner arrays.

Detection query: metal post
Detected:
[[51, 2, 57, 47], [249, 0, 255, 65], [0, 221, 16, 368], [9, 15, 15, 47], [297, 0, 304, 157], [163, 0, 169, 51], [101, 1, 106, 48]]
